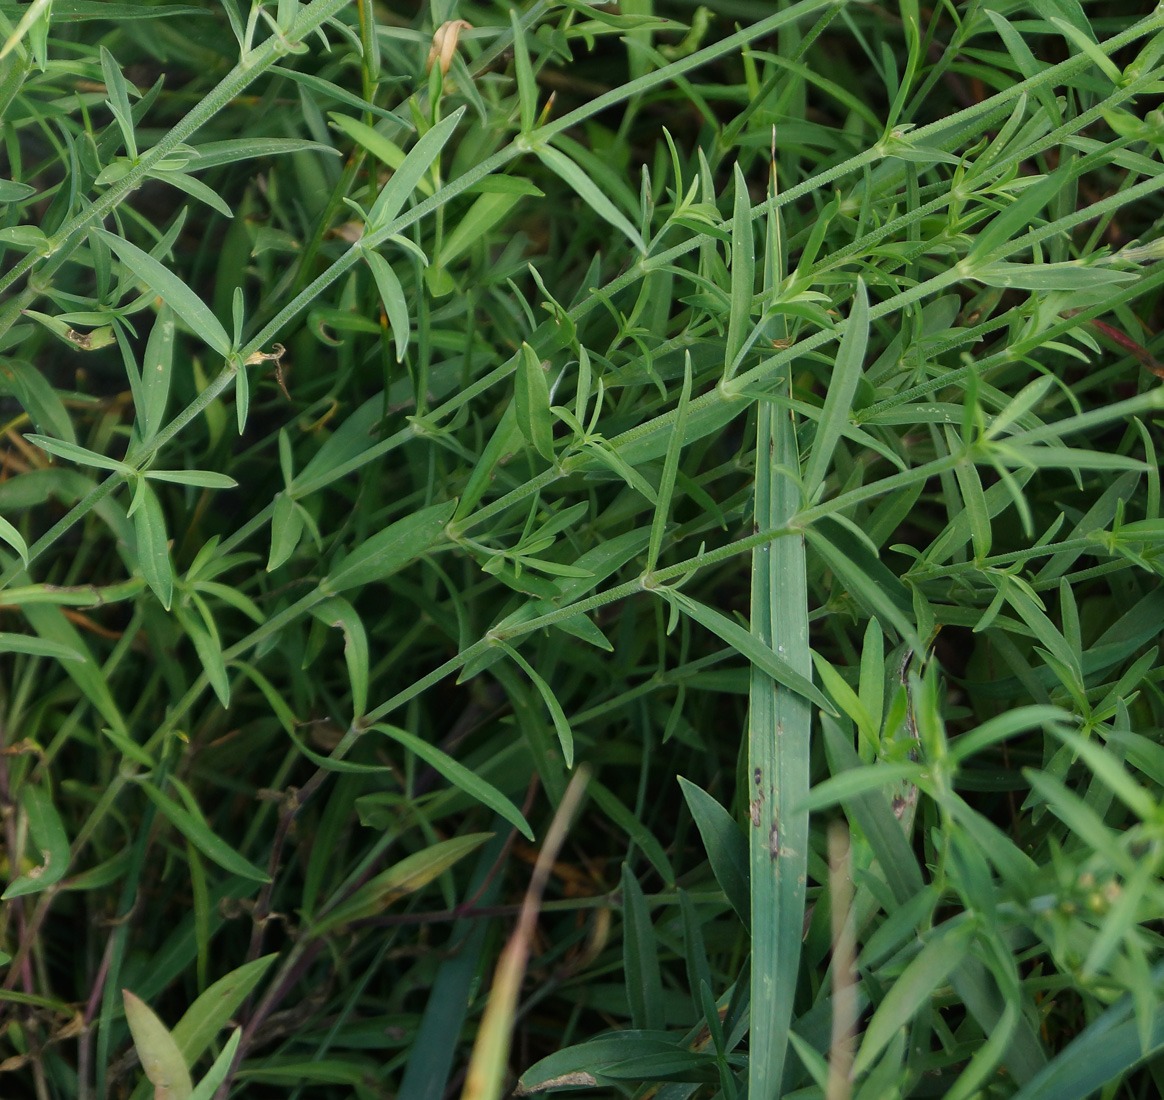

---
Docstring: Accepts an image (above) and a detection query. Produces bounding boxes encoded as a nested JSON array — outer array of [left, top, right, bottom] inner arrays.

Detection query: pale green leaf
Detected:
[[123, 990, 193, 1100]]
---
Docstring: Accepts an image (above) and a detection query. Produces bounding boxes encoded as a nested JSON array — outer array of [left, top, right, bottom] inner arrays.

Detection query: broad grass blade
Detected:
[[748, 158, 811, 1097]]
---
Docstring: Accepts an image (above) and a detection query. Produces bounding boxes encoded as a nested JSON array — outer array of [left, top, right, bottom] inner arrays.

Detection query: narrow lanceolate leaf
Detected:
[[515, 343, 554, 461], [214, 97, 369, 145], [678, 777, 750, 927], [971, 261, 1134, 290], [234, 352, 250, 433], [268, 492, 305, 571], [26, 434, 134, 475], [621, 864, 664, 1030], [171, 955, 277, 1065], [144, 469, 237, 488], [0, 633, 84, 661], [0, 515, 28, 564], [964, 171, 1063, 264], [123, 989, 194, 1100], [141, 305, 175, 443], [439, 192, 524, 267], [853, 919, 977, 1076], [724, 163, 755, 382], [588, 780, 674, 887], [792, 761, 925, 814], [324, 500, 456, 593], [96, 230, 231, 357], [1007, 962, 1164, 1100], [368, 107, 465, 230], [100, 46, 138, 158], [664, 589, 832, 713], [511, 8, 537, 133], [175, 603, 230, 707], [309, 596, 369, 721], [2, 784, 70, 899], [370, 724, 534, 840], [535, 145, 646, 254], [646, 352, 692, 575], [314, 833, 492, 934], [138, 780, 270, 882], [186, 1029, 241, 1100], [22, 605, 131, 738], [497, 642, 574, 768], [0, 357, 76, 441], [805, 521, 922, 654], [363, 247, 411, 361], [330, 113, 410, 173], [454, 399, 524, 521], [134, 480, 174, 610], [802, 277, 869, 499]]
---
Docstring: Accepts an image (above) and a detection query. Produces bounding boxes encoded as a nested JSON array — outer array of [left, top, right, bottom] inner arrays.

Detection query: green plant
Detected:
[[2, 2, 1164, 1099]]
